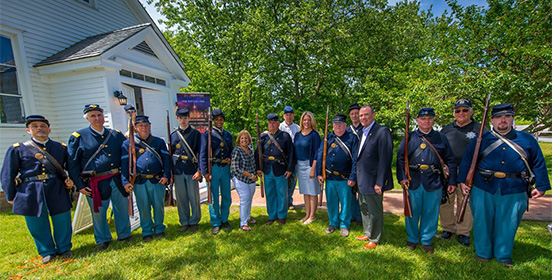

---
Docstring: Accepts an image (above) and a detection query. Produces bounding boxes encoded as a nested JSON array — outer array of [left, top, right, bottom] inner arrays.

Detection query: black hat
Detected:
[[267, 113, 279, 121], [349, 103, 361, 112], [284, 106, 294, 114], [83, 104, 104, 114], [332, 113, 347, 123], [25, 115, 50, 127], [491, 103, 515, 117], [211, 108, 225, 120], [417, 108, 435, 118], [135, 115, 151, 124], [454, 98, 472, 109], [124, 105, 136, 112], [176, 107, 190, 117]]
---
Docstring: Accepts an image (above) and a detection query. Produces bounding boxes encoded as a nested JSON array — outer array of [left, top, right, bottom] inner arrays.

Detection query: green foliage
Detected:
[[1, 206, 551, 279]]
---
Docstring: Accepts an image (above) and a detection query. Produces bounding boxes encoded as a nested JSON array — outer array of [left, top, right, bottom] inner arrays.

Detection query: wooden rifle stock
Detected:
[[403, 101, 413, 218], [319, 105, 329, 206], [207, 107, 212, 204], [166, 111, 175, 206], [457, 93, 492, 223], [128, 110, 137, 216], [256, 109, 265, 198]]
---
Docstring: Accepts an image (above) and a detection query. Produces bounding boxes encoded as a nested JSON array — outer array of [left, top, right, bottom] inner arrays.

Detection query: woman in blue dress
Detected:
[[294, 111, 321, 224]]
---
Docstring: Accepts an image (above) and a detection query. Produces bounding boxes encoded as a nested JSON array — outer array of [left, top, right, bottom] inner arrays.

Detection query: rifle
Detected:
[[256, 109, 265, 198], [457, 93, 492, 223], [403, 101, 413, 218], [207, 107, 213, 204], [127, 108, 137, 216], [319, 105, 329, 205], [166, 111, 175, 206]]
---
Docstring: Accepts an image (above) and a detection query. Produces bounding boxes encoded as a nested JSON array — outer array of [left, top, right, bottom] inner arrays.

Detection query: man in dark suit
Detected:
[[354, 105, 394, 249]]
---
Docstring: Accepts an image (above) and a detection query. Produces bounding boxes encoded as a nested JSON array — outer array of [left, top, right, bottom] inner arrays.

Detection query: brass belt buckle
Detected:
[[181, 155, 188, 160], [111, 168, 119, 174], [419, 164, 429, 170], [494, 172, 506, 179], [37, 174, 48, 180], [145, 175, 154, 179], [332, 171, 340, 176], [268, 156, 275, 161]]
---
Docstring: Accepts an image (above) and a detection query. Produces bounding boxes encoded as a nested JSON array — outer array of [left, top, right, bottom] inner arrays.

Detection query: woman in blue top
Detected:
[[294, 111, 321, 224]]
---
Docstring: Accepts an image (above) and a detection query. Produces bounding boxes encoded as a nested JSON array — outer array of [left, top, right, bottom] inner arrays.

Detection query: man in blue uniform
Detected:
[[346, 103, 362, 225], [396, 108, 457, 253], [458, 103, 550, 267], [1, 115, 74, 263], [279, 106, 300, 210], [438, 98, 482, 246], [317, 113, 358, 237], [121, 116, 171, 241], [256, 113, 295, 225], [200, 108, 234, 235], [170, 108, 202, 233], [67, 104, 131, 251]]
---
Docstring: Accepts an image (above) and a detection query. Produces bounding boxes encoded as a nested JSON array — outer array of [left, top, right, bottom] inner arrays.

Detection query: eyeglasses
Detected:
[[454, 108, 469, 114]]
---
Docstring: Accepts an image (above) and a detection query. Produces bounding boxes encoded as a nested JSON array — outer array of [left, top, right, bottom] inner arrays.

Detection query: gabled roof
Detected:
[[35, 23, 151, 67]]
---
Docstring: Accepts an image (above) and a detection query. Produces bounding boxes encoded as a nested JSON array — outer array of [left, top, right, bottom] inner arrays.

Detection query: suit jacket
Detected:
[[356, 122, 394, 195]]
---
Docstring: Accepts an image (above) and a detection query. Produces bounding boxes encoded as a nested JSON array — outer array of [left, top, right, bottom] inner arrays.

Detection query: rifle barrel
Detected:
[[319, 105, 329, 206]]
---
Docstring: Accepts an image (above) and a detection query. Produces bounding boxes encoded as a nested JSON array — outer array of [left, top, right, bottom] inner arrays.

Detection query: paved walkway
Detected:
[[231, 188, 552, 221]]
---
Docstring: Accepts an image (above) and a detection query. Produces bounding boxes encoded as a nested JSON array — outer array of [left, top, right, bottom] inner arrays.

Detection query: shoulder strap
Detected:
[[83, 129, 112, 171], [490, 130, 535, 179], [22, 140, 68, 182], [420, 135, 449, 179], [267, 131, 288, 165], [334, 136, 353, 160], [176, 130, 198, 163], [136, 137, 164, 168], [349, 125, 360, 140], [479, 139, 503, 161]]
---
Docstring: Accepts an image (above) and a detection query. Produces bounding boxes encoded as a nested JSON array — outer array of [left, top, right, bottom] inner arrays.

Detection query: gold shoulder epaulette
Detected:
[[12, 142, 20, 147], [72, 132, 80, 138], [61, 142, 67, 147]]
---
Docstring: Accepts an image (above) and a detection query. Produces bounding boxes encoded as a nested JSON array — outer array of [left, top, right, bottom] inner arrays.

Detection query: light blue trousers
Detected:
[[264, 167, 288, 220], [25, 207, 72, 257], [233, 178, 256, 226], [134, 180, 166, 236], [326, 180, 352, 229], [405, 185, 441, 245], [85, 179, 131, 244], [174, 173, 201, 226], [209, 165, 231, 227], [470, 186, 527, 262]]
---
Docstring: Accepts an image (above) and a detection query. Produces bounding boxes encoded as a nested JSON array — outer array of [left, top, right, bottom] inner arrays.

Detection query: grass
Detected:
[[1, 205, 551, 279]]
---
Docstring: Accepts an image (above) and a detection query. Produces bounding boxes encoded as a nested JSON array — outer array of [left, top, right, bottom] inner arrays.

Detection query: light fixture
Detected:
[[113, 90, 127, 106]]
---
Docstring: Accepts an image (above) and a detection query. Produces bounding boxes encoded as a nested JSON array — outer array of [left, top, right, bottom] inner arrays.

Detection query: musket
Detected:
[[319, 105, 329, 205], [127, 108, 137, 216], [256, 109, 265, 198], [403, 101, 413, 218], [207, 107, 213, 204], [457, 93, 492, 223], [166, 111, 175, 206]]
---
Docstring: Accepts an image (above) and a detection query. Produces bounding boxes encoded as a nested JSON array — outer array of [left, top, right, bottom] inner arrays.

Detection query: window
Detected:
[[119, 69, 167, 87], [0, 35, 24, 124]]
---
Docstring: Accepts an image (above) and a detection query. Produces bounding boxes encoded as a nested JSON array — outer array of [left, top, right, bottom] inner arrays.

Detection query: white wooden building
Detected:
[[0, 0, 191, 191]]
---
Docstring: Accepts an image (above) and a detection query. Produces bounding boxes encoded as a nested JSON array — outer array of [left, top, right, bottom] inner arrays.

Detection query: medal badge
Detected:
[[220, 142, 224, 147], [176, 144, 181, 149], [420, 143, 427, 149], [35, 153, 44, 160], [139, 148, 145, 154], [331, 143, 337, 148]]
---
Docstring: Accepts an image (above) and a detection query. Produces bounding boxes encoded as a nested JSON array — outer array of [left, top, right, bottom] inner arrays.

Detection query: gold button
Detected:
[[42, 168, 46, 171], [147, 169, 150, 172], [421, 159, 424, 162], [42, 172, 46, 175], [108, 154, 111, 156], [146, 158, 149, 160], [102, 136, 104, 138], [104, 145, 108, 148], [43, 148, 46, 150], [43, 180, 46, 182], [503, 147, 506, 150], [502, 161, 505, 164], [111, 163, 114, 166]]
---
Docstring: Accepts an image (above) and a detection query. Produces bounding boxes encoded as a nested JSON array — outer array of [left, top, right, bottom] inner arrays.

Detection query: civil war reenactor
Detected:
[[396, 108, 457, 254], [316, 113, 359, 237], [170, 108, 202, 233], [67, 104, 131, 251], [438, 98, 483, 246], [199, 108, 234, 235], [256, 113, 295, 225], [121, 116, 171, 241], [346, 103, 363, 225], [279, 105, 300, 209], [1, 115, 74, 263], [458, 103, 550, 267]]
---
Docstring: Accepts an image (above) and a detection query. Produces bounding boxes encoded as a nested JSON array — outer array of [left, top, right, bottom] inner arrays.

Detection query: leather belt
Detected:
[[263, 155, 285, 165], [137, 173, 161, 179], [22, 174, 57, 182], [409, 164, 438, 172], [95, 168, 120, 177], [477, 167, 523, 180], [325, 169, 349, 180]]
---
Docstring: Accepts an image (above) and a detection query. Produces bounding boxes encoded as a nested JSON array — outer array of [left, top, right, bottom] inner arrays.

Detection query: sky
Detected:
[[139, 0, 489, 31]]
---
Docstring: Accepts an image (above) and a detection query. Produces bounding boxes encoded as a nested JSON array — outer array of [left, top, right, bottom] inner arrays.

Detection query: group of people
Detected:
[[1, 100, 549, 268]]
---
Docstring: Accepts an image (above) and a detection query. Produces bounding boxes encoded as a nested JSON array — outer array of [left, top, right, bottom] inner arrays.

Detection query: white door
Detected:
[[141, 89, 171, 142]]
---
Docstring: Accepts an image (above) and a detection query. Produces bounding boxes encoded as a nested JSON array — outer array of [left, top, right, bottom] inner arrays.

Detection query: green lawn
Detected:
[[1, 205, 551, 279]]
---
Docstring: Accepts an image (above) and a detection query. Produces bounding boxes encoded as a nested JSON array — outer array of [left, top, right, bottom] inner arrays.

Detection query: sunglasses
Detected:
[[454, 108, 469, 113]]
